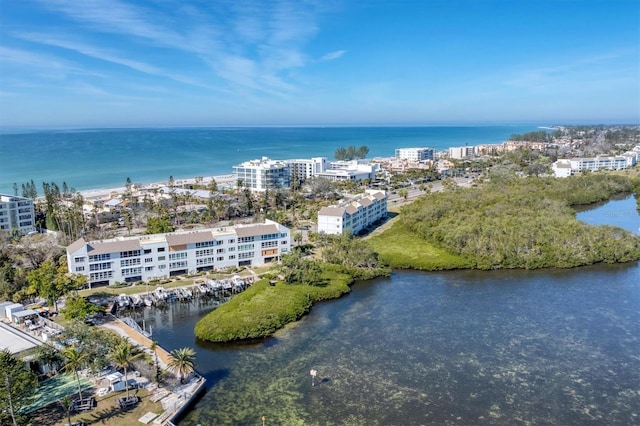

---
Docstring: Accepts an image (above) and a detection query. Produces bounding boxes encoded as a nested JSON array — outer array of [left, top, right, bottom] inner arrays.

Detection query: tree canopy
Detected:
[[334, 145, 369, 161], [399, 174, 640, 270], [0, 349, 38, 426]]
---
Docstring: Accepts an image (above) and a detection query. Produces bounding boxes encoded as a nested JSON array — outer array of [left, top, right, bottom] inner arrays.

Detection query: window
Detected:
[[75, 266, 85, 272], [169, 252, 187, 260], [217, 248, 225, 254], [238, 243, 254, 251], [157, 247, 165, 252], [90, 271, 113, 281], [196, 248, 215, 257], [144, 249, 152, 254], [261, 241, 278, 248], [120, 250, 141, 258], [195, 241, 215, 248], [89, 262, 112, 271], [145, 258, 153, 263], [145, 266, 154, 271], [228, 255, 236, 260], [74, 257, 85, 263], [89, 253, 111, 262], [158, 256, 166, 261], [196, 257, 214, 266], [122, 267, 142, 276], [169, 261, 188, 269], [121, 258, 141, 267], [217, 256, 224, 261], [238, 252, 254, 259]]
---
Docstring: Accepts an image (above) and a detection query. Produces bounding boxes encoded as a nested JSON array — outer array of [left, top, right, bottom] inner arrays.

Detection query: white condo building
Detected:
[[233, 157, 291, 192], [0, 194, 36, 235], [395, 147, 435, 162], [67, 220, 290, 286], [448, 146, 476, 159], [317, 160, 379, 182], [317, 190, 388, 235], [552, 149, 639, 178]]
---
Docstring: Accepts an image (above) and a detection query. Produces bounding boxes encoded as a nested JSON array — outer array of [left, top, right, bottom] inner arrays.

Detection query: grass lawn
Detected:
[[368, 220, 473, 270]]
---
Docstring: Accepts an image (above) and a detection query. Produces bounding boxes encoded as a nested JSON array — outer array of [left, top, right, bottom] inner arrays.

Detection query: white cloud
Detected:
[[321, 50, 347, 61]]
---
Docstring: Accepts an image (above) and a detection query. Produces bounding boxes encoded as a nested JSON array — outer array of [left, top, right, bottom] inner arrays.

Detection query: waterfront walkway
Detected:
[[101, 314, 173, 369]]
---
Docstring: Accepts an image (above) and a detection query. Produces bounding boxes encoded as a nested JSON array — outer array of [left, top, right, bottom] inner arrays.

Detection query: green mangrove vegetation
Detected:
[[195, 234, 390, 342], [377, 173, 640, 270], [194, 267, 353, 342]]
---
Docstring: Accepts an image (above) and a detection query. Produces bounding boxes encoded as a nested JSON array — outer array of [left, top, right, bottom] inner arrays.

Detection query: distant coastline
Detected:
[[1, 125, 543, 194]]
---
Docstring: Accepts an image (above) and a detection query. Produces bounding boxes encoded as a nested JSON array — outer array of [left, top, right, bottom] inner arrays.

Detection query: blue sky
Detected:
[[1, 0, 638, 127]]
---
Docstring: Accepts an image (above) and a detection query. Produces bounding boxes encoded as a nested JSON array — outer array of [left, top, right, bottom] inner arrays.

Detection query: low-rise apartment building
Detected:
[[0, 194, 36, 235], [317, 190, 387, 235], [552, 148, 639, 177], [67, 220, 290, 286]]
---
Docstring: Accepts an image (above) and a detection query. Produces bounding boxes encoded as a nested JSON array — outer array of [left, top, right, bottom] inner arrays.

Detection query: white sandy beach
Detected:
[[79, 174, 236, 201]]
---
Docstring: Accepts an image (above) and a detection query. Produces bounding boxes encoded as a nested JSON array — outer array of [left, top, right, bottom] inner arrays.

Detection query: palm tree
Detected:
[[167, 347, 196, 383], [150, 341, 160, 384], [60, 396, 73, 426], [35, 343, 64, 376], [61, 345, 89, 403], [108, 340, 143, 399]]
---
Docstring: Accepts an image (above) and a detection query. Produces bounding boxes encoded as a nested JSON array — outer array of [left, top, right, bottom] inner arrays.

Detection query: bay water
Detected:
[[125, 196, 639, 425], [0, 125, 541, 194]]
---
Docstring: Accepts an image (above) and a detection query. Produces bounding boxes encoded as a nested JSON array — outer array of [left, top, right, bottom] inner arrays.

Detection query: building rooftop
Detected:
[[0, 321, 42, 355]]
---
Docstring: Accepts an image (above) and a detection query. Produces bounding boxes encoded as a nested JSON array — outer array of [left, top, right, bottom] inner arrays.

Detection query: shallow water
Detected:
[[134, 197, 639, 425], [135, 265, 639, 426]]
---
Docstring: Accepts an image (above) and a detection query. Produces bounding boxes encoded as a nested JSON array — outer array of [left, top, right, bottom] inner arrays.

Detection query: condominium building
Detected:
[[552, 149, 639, 177], [286, 157, 329, 187], [0, 194, 36, 235], [395, 147, 435, 162], [317, 160, 379, 182], [317, 190, 388, 235], [66, 220, 290, 286], [233, 157, 291, 191], [448, 146, 476, 159]]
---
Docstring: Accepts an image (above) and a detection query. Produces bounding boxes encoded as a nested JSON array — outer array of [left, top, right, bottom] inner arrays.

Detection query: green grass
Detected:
[[368, 220, 473, 270], [195, 268, 352, 342]]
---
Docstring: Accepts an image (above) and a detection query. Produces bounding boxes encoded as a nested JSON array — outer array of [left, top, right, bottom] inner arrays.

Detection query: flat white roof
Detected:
[[0, 322, 42, 355]]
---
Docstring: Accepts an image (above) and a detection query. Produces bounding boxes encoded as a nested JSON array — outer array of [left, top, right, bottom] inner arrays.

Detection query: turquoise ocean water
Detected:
[[0, 125, 542, 194]]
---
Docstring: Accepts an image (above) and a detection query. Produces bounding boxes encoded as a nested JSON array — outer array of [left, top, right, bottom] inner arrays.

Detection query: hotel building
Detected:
[[317, 190, 388, 235], [0, 194, 36, 235], [67, 220, 290, 286]]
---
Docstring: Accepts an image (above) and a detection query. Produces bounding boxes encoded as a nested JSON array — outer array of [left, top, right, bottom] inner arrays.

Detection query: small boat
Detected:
[[117, 294, 131, 308], [130, 294, 143, 307], [153, 287, 168, 300], [143, 295, 154, 307]]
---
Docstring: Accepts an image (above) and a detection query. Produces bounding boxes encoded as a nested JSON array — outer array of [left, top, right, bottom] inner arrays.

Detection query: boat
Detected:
[[117, 294, 131, 309], [153, 287, 168, 300], [142, 295, 154, 307], [130, 294, 143, 307]]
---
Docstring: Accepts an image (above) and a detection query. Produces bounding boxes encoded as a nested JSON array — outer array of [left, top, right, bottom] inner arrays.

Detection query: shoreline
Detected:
[[78, 174, 236, 201]]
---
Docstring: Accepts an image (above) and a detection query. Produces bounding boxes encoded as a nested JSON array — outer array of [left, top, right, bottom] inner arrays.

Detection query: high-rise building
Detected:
[[0, 194, 36, 235]]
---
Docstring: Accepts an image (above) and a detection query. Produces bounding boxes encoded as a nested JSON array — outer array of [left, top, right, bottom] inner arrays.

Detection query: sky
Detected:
[[0, 0, 639, 128]]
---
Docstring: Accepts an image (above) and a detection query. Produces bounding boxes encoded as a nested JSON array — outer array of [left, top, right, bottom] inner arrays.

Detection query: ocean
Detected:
[[0, 125, 543, 194]]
